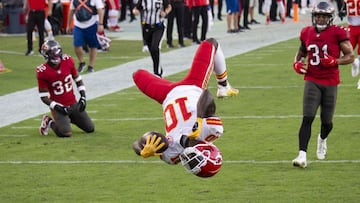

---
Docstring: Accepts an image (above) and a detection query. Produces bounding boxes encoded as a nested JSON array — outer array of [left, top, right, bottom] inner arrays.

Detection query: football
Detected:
[[140, 131, 169, 153]]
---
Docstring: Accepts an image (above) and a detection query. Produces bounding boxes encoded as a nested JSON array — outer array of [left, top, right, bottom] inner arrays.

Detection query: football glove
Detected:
[[140, 135, 166, 158], [320, 54, 338, 67], [78, 96, 86, 112], [188, 117, 203, 140], [54, 105, 72, 115], [293, 61, 307, 74]]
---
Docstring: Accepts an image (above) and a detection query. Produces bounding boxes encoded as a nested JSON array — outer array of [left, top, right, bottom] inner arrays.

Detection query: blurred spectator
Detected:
[[241, 0, 250, 29], [23, 0, 52, 56], [106, 0, 121, 31], [66, 0, 104, 73], [209, 0, 223, 20], [237, 0, 243, 30], [258, 0, 264, 15], [119, 0, 136, 22], [265, 0, 285, 24], [225, 0, 239, 33], [217, 0, 223, 20], [183, 0, 192, 39], [32, 18, 54, 41], [286, 0, 292, 19], [192, 0, 209, 44], [166, 0, 185, 48], [47, 0, 63, 35], [248, 0, 259, 24]]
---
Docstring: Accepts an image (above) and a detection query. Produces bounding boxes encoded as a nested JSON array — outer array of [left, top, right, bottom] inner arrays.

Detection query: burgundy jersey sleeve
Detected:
[[36, 64, 50, 91]]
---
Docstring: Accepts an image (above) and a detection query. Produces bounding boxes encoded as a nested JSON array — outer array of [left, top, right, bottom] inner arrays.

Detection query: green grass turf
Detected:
[[0, 36, 360, 202]]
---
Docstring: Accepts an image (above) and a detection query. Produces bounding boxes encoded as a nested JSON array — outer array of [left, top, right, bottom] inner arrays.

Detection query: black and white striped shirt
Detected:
[[136, 0, 170, 25]]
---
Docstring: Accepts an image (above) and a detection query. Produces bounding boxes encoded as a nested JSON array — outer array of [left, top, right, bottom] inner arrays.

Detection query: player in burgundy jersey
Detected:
[[131, 38, 238, 176], [36, 40, 95, 137], [292, 2, 354, 168]]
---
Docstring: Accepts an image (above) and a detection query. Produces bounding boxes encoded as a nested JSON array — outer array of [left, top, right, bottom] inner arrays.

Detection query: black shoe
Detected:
[[155, 67, 163, 78], [87, 66, 94, 73], [178, 43, 186, 48], [167, 43, 174, 48], [217, 15, 222, 21], [25, 50, 34, 56], [251, 19, 260, 24], [244, 26, 251, 30], [192, 40, 200, 45], [78, 62, 86, 73], [129, 17, 136, 23]]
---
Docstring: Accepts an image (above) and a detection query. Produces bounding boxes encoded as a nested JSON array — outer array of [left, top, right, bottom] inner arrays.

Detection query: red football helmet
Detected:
[[180, 143, 222, 178]]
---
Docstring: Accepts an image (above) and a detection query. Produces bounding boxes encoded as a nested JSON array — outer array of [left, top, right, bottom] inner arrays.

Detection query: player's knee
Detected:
[[205, 38, 218, 49], [56, 131, 72, 137], [84, 125, 95, 133], [302, 116, 315, 125]]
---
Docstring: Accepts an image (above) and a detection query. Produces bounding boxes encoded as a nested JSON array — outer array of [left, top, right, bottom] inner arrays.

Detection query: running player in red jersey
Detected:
[[292, 1, 354, 168], [36, 40, 95, 137]]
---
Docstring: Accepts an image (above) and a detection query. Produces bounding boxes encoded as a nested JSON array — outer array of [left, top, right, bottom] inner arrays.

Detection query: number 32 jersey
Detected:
[[36, 54, 78, 106]]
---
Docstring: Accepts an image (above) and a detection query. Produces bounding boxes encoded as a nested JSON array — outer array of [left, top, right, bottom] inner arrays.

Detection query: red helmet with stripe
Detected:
[[180, 143, 222, 178]]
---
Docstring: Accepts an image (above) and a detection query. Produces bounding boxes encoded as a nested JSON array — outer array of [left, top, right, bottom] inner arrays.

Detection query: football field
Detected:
[[0, 34, 360, 202]]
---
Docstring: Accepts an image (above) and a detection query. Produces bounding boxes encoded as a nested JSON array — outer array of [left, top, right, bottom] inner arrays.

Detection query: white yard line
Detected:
[[0, 160, 358, 164]]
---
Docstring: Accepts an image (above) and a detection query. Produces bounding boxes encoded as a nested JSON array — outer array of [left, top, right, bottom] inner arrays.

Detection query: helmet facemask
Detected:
[[180, 147, 207, 174]]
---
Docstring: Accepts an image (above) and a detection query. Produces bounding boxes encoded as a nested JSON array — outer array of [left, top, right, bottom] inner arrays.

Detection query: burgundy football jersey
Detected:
[[36, 54, 78, 106], [300, 25, 349, 85]]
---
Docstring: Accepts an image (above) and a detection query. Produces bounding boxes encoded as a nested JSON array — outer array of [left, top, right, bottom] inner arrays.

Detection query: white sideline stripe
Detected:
[[0, 160, 359, 164]]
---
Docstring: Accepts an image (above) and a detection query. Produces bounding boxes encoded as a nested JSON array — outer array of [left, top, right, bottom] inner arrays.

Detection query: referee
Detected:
[[133, 0, 172, 77], [23, 0, 52, 56]]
